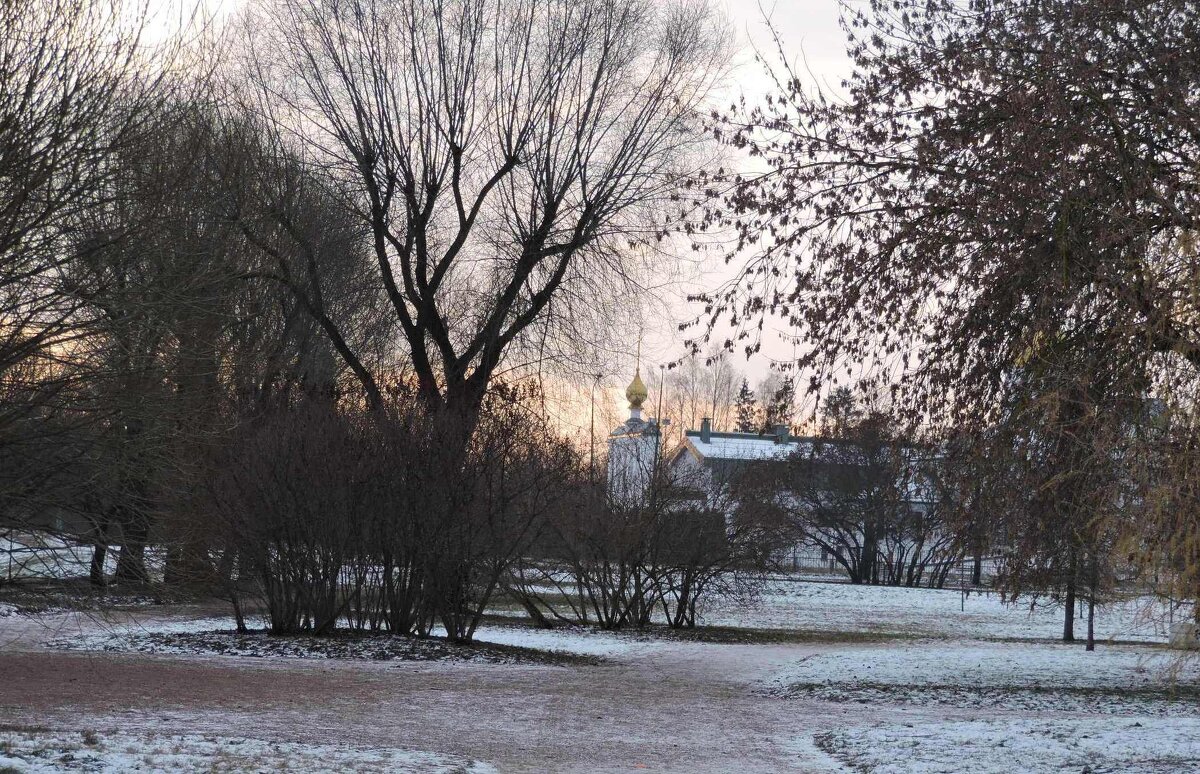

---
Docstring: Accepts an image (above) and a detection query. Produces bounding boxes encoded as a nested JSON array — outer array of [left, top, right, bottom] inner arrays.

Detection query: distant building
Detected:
[[672, 420, 937, 517], [605, 367, 947, 580], [607, 366, 663, 508], [671, 419, 798, 511]]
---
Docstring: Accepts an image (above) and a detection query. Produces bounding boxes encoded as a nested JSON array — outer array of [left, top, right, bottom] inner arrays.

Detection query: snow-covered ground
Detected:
[[6, 578, 1200, 772], [497, 576, 1186, 642], [697, 578, 1184, 642], [0, 729, 495, 773], [1, 533, 117, 582], [768, 638, 1188, 693], [812, 717, 1200, 774]]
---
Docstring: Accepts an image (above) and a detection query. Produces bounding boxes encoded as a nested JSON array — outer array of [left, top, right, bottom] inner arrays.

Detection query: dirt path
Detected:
[[0, 612, 851, 772]]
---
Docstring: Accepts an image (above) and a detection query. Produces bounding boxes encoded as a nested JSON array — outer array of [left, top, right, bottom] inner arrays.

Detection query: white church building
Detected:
[[605, 367, 945, 579], [606, 366, 819, 507], [606, 366, 663, 508], [606, 366, 833, 513]]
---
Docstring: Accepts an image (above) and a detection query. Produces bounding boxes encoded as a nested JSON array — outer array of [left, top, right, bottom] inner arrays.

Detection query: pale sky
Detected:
[[549, 1, 856, 435], [626, 0, 853, 398]]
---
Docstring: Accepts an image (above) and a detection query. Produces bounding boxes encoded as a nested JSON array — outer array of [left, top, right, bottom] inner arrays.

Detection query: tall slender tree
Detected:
[[734, 378, 758, 432]]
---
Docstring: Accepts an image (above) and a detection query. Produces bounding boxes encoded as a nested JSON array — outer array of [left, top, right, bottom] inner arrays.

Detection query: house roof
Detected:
[[682, 430, 809, 461], [677, 429, 939, 505]]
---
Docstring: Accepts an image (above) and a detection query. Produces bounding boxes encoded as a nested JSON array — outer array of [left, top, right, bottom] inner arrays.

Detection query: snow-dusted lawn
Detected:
[[766, 638, 1200, 717], [697, 578, 1182, 642], [767, 638, 1191, 694], [0, 729, 494, 773], [10, 578, 1200, 772], [0, 535, 106, 583], [814, 717, 1200, 774]]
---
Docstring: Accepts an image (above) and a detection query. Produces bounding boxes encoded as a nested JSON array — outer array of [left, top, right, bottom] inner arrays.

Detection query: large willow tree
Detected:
[[243, 0, 730, 427]]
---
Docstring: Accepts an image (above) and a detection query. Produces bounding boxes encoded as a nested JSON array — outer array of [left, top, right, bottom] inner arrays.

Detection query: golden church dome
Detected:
[[626, 368, 648, 409]]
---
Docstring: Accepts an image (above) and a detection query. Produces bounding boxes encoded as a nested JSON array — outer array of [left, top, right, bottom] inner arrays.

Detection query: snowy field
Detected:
[[813, 717, 1200, 774], [697, 578, 1184, 641], [0, 533, 113, 583], [1, 533, 167, 586], [3, 579, 1199, 772], [0, 729, 495, 773]]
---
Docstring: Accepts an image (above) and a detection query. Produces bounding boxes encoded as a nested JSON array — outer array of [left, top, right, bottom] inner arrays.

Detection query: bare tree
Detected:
[[0, 1, 163, 374], [25, 92, 388, 588], [508, 436, 776, 629], [969, 345, 1148, 642], [240, 0, 730, 428], [704, 0, 1200, 419], [736, 400, 957, 587], [0, 1, 189, 581], [702, 0, 1200, 623], [659, 353, 741, 437], [207, 387, 576, 641]]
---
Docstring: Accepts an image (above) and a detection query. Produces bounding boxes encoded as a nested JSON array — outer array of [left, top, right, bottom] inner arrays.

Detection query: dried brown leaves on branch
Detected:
[[702, 0, 1200, 622], [703, 0, 1200, 426]]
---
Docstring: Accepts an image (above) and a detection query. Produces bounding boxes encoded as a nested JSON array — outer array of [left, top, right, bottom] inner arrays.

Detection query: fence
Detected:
[[1, 530, 99, 583]]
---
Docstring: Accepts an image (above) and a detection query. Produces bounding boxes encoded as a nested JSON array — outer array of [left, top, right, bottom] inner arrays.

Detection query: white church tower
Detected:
[[607, 365, 661, 508]]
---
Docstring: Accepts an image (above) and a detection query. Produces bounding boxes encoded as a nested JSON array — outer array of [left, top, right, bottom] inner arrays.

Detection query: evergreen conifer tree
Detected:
[[764, 375, 796, 431], [734, 379, 758, 432]]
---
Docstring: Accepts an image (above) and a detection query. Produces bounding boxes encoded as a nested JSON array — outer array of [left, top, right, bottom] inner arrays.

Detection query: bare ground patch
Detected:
[[776, 680, 1200, 716]]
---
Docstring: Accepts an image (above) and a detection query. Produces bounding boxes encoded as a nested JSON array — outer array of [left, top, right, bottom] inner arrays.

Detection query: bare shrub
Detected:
[[204, 386, 577, 641], [507, 443, 777, 630]]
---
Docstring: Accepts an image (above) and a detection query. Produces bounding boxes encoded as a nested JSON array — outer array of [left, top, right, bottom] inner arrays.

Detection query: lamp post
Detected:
[[650, 363, 666, 503], [656, 363, 666, 454], [589, 372, 602, 485]]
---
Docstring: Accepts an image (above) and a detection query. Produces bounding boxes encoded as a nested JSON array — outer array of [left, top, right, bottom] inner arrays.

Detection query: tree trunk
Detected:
[[115, 513, 150, 584], [517, 594, 554, 629], [972, 551, 983, 586], [89, 512, 111, 586], [861, 529, 878, 586], [1085, 555, 1099, 651], [231, 592, 247, 633], [1063, 578, 1076, 642], [89, 543, 108, 586], [577, 574, 589, 624], [1060, 545, 1080, 642], [164, 542, 213, 586], [1086, 588, 1096, 651]]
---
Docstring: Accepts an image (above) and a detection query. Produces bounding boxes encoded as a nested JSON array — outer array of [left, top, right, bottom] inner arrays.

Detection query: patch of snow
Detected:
[[814, 717, 1200, 774], [697, 579, 1182, 642], [767, 639, 1193, 691], [0, 532, 168, 582], [765, 638, 1200, 715], [468, 623, 650, 658], [0, 729, 495, 773], [686, 434, 803, 460]]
